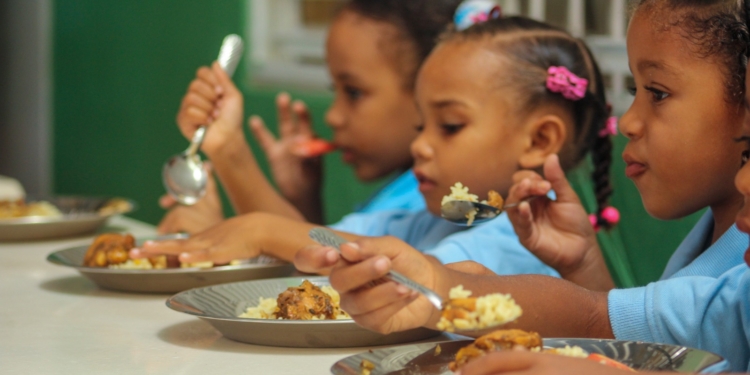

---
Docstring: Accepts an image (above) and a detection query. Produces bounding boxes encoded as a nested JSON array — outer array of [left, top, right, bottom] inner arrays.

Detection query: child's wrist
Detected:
[[204, 133, 250, 160], [560, 243, 615, 291]]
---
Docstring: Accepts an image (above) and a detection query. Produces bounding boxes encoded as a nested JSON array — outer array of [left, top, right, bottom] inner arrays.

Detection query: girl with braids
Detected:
[[132, 2, 611, 277], [157, 0, 461, 233], [294, 0, 750, 372]]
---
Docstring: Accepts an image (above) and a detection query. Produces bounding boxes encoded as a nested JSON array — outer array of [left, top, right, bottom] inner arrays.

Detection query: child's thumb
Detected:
[[543, 154, 578, 203], [212, 61, 238, 94]]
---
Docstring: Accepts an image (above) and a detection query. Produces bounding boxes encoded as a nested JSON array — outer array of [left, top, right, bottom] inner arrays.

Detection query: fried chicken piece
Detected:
[[275, 280, 336, 320], [83, 233, 136, 267], [449, 329, 542, 371], [487, 190, 504, 210]]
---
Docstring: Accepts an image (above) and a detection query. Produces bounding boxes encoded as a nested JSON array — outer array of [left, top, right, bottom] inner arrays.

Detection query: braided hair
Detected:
[[441, 17, 615, 228], [343, 0, 462, 91]]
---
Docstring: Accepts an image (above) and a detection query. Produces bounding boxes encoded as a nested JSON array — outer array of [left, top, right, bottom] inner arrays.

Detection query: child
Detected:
[[133, 6, 614, 278], [158, 0, 461, 233], [292, 0, 750, 372]]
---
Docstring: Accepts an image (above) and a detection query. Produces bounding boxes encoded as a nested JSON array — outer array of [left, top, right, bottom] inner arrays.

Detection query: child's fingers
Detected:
[[276, 92, 295, 138], [512, 170, 543, 184], [543, 154, 581, 204], [179, 106, 211, 130], [329, 255, 392, 294], [293, 100, 314, 137], [159, 194, 177, 209], [294, 245, 340, 273], [339, 281, 414, 317], [188, 79, 218, 103], [248, 116, 278, 154], [196, 66, 219, 88], [346, 291, 420, 335], [211, 61, 239, 96], [184, 92, 214, 113]]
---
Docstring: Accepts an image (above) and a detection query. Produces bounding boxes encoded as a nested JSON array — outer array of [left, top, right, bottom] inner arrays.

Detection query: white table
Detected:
[[0, 216, 383, 374]]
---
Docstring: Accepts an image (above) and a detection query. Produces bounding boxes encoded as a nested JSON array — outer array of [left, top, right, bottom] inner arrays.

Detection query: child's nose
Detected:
[[410, 132, 434, 161], [325, 99, 345, 129], [618, 106, 643, 140], [735, 163, 750, 196]]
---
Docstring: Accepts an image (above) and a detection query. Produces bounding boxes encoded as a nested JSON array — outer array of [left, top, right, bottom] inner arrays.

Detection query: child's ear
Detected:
[[518, 114, 567, 169]]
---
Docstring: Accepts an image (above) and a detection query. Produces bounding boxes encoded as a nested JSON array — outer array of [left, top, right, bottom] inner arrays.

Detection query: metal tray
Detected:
[[47, 239, 295, 293], [166, 276, 441, 348], [331, 338, 725, 374], [0, 196, 135, 241]]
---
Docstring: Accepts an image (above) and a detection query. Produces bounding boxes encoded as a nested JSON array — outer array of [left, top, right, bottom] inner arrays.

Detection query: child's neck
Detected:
[[709, 192, 744, 244]]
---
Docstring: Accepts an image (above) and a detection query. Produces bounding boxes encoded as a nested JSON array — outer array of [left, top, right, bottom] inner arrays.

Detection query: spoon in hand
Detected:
[[162, 34, 244, 205], [441, 197, 538, 226]]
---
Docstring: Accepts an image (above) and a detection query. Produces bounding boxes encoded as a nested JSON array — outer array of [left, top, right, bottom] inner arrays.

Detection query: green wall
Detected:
[[53, 0, 701, 286]]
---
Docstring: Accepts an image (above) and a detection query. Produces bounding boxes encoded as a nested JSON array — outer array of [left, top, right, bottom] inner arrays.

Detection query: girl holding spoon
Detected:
[[134, 3, 617, 278]]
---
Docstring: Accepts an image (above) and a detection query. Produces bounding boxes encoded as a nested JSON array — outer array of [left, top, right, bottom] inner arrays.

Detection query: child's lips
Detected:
[[414, 170, 437, 192], [625, 162, 646, 178]]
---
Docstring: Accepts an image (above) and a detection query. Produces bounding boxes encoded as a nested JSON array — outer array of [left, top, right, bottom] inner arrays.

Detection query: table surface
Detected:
[[0, 216, 449, 374]]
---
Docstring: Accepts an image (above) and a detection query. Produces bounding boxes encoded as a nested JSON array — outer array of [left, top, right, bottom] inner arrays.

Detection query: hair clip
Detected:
[[599, 116, 618, 137], [454, 0, 502, 31], [589, 206, 620, 232], [546, 66, 588, 101]]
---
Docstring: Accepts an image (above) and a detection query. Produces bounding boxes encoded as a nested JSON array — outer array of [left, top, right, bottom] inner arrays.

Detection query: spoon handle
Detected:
[[308, 228, 443, 310], [189, 34, 245, 155]]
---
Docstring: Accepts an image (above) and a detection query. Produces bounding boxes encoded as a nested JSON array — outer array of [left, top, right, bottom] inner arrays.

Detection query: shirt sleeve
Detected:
[[608, 264, 750, 372], [423, 214, 559, 277]]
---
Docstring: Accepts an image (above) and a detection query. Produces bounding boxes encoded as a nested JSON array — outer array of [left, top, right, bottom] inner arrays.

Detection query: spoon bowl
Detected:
[[441, 197, 538, 226]]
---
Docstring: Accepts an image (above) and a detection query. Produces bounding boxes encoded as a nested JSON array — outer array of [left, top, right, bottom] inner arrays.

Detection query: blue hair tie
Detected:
[[454, 0, 502, 31]]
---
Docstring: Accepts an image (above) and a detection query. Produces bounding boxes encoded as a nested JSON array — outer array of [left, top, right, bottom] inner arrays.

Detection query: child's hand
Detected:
[[459, 349, 634, 375], [294, 236, 443, 334], [176, 61, 244, 156], [249, 93, 323, 213], [157, 163, 224, 235], [506, 155, 612, 290], [131, 214, 261, 265]]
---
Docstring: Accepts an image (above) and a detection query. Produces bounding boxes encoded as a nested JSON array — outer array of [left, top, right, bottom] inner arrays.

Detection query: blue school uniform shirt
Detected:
[[330, 208, 558, 277], [353, 170, 425, 214], [607, 210, 749, 372]]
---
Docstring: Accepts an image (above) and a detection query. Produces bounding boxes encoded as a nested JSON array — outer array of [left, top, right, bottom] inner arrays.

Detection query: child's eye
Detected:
[[415, 124, 425, 132], [441, 124, 464, 135], [733, 135, 750, 147], [344, 86, 363, 101], [645, 86, 669, 102], [627, 86, 637, 96]]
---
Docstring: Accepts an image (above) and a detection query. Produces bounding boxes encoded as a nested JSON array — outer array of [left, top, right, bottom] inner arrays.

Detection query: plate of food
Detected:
[[47, 233, 295, 293], [0, 195, 136, 241], [166, 276, 442, 348], [330, 333, 725, 374]]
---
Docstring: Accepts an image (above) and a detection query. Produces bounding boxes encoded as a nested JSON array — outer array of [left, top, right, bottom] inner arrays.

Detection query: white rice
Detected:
[[437, 285, 522, 332], [549, 345, 589, 358]]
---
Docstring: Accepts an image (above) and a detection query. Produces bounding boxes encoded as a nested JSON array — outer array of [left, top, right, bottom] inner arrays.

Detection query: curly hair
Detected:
[[440, 17, 615, 228], [342, 0, 462, 91], [634, 0, 749, 105]]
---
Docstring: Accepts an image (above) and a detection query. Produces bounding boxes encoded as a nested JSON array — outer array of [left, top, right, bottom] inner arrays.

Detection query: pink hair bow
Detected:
[[546, 66, 588, 101], [599, 116, 618, 137]]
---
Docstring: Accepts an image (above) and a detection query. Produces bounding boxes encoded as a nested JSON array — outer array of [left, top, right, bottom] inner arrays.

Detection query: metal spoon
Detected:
[[162, 34, 244, 205], [441, 197, 538, 226], [308, 228, 445, 310]]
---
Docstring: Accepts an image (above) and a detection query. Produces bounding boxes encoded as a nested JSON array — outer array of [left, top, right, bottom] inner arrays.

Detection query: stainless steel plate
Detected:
[[166, 276, 441, 348], [331, 338, 725, 374], [0, 196, 135, 241], [46, 240, 295, 293]]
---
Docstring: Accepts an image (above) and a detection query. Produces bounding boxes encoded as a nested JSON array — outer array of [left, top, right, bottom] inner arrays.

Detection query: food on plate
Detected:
[[436, 285, 522, 332], [434, 344, 441, 356], [441, 183, 504, 226], [0, 175, 25, 201], [239, 280, 350, 320], [360, 359, 375, 375], [0, 200, 62, 219], [84, 233, 240, 269], [449, 329, 542, 371]]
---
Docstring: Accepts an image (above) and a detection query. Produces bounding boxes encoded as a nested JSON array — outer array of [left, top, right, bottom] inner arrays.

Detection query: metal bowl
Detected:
[[166, 276, 441, 348], [0, 196, 135, 241], [46, 239, 295, 293], [330, 338, 725, 374]]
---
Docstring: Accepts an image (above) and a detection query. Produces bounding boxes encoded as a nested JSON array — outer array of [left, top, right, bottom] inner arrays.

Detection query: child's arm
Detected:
[[130, 212, 363, 266], [459, 349, 642, 375], [294, 236, 613, 339], [176, 62, 308, 222], [506, 155, 614, 291]]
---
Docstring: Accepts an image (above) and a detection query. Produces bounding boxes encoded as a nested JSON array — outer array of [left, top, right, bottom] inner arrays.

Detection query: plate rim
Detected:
[[0, 195, 136, 225]]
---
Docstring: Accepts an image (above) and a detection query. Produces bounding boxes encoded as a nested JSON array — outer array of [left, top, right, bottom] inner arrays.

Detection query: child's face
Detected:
[[325, 11, 420, 181], [412, 41, 531, 214], [620, 10, 745, 220], [734, 70, 750, 241]]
